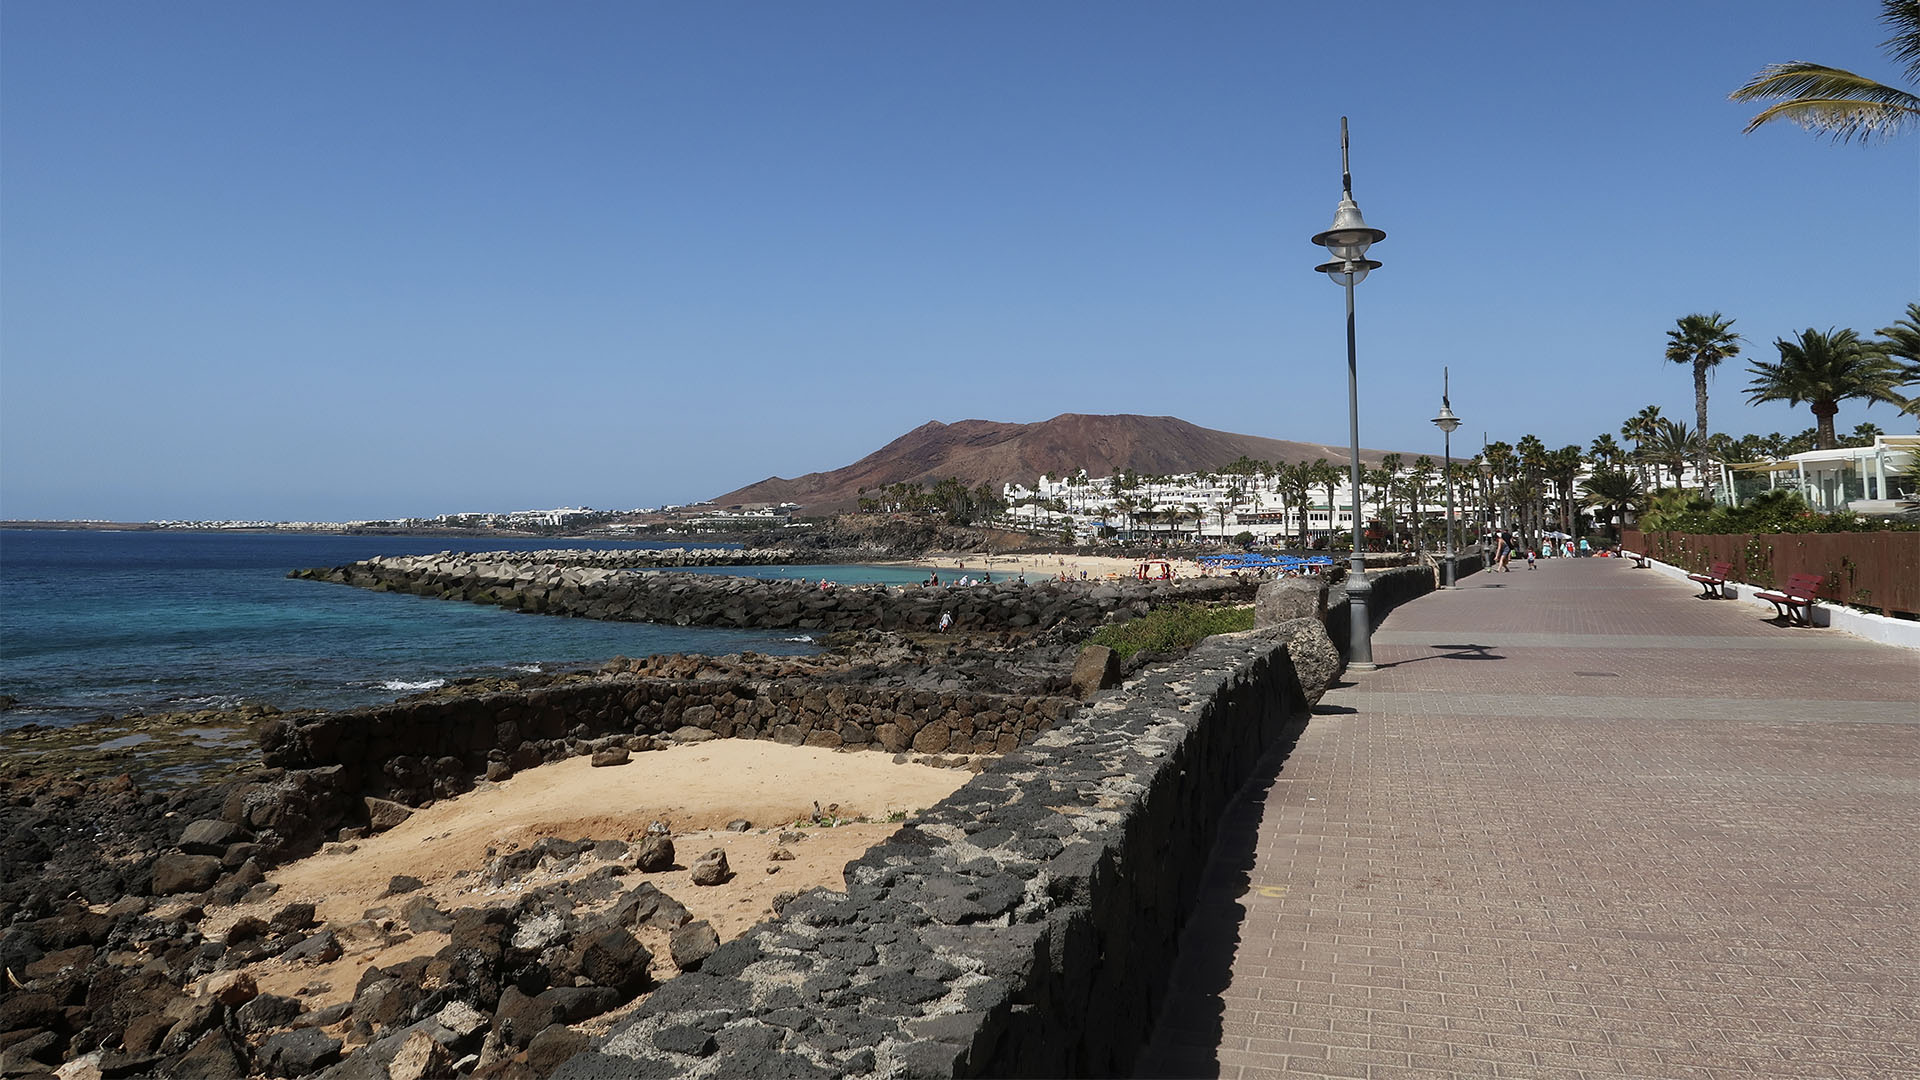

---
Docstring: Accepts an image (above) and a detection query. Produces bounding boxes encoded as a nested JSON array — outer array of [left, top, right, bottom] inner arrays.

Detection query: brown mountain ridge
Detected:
[[710, 413, 1399, 513]]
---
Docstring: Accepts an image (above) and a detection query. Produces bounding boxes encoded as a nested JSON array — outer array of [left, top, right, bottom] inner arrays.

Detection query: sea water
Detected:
[[0, 530, 924, 732]]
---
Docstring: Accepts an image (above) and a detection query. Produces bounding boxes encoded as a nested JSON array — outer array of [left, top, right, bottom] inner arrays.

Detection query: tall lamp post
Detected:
[[1478, 456, 1495, 556], [1312, 117, 1386, 671], [1432, 368, 1461, 587]]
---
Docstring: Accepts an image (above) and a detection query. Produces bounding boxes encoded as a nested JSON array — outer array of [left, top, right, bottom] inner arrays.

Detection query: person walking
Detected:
[[1496, 533, 1512, 573]]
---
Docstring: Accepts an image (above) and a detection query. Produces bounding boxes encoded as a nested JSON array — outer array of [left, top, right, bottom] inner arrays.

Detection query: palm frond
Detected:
[[1884, 0, 1920, 84], [1731, 62, 1920, 141]]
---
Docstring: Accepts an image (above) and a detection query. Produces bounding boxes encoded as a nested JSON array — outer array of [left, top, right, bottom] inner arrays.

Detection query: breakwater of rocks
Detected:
[[289, 553, 1261, 633]]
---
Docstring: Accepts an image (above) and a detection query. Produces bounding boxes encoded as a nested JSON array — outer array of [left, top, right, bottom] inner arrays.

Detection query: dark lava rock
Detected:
[[234, 993, 304, 1035], [176, 819, 247, 855], [566, 927, 651, 995], [280, 929, 342, 964], [668, 921, 720, 972], [401, 895, 452, 934], [160, 1028, 246, 1080], [269, 902, 317, 934], [630, 834, 674, 873], [258, 1026, 342, 1077], [382, 875, 426, 897], [523, 1025, 591, 1077], [0, 993, 58, 1034], [688, 849, 730, 887], [651, 1024, 718, 1057], [149, 853, 223, 895]]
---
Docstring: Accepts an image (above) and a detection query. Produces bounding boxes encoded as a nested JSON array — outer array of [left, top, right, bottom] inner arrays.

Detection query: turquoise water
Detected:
[[0, 530, 918, 731]]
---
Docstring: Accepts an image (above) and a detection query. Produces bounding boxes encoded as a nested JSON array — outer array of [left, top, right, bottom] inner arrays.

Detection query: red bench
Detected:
[[1754, 572, 1825, 626], [1620, 550, 1651, 569], [1687, 560, 1735, 599]]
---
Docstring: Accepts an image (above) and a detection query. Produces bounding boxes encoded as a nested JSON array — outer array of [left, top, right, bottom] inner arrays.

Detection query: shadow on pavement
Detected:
[[1134, 724, 1307, 1078], [1375, 642, 1504, 669]]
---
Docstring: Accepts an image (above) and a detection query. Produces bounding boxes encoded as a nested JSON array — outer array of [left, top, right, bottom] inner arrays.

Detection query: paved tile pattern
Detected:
[[1139, 559, 1920, 1079]]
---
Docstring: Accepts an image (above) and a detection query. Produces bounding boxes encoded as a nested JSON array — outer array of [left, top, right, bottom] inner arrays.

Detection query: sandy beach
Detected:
[[881, 550, 1208, 582], [191, 741, 974, 1011]]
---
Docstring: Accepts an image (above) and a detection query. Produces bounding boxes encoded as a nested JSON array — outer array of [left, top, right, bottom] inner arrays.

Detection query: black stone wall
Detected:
[[550, 619, 1335, 1080]]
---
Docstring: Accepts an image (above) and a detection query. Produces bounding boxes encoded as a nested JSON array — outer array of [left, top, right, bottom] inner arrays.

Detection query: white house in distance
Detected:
[[1722, 434, 1918, 514], [1001, 469, 1451, 545]]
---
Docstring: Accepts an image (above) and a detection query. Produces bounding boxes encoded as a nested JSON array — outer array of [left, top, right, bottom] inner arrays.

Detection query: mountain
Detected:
[[709, 413, 1400, 512]]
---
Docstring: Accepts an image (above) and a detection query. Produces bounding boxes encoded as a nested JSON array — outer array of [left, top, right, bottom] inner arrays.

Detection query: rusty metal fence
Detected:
[[1622, 528, 1920, 617]]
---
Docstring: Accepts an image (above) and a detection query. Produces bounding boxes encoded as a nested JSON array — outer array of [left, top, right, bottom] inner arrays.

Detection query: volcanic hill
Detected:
[[710, 413, 1396, 513]]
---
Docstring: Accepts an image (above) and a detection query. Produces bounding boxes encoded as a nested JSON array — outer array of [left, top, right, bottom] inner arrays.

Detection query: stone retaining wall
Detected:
[[249, 678, 1078, 850], [549, 553, 1438, 1078], [290, 555, 1260, 633], [553, 618, 1338, 1080]]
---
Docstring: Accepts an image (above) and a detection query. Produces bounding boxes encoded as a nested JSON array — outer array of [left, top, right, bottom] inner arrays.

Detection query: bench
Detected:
[[1687, 560, 1735, 599], [1754, 572, 1825, 626], [1620, 550, 1651, 569]]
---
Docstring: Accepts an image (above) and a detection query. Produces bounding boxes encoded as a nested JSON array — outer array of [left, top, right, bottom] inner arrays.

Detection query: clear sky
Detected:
[[3, 1, 1915, 522]]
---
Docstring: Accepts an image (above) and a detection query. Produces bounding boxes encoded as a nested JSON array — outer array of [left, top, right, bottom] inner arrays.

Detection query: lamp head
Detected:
[[1432, 404, 1461, 433], [1312, 194, 1387, 261], [1314, 258, 1382, 285]]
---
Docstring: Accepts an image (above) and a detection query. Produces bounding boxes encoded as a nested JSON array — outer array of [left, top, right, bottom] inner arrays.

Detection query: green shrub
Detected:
[[1085, 603, 1255, 662], [1643, 488, 1912, 534]]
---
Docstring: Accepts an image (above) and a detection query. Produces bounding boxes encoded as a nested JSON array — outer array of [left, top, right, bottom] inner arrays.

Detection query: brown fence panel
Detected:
[[1623, 528, 1920, 617]]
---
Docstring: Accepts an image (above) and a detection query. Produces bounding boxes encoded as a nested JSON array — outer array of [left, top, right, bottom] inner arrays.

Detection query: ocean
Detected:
[[0, 529, 930, 732]]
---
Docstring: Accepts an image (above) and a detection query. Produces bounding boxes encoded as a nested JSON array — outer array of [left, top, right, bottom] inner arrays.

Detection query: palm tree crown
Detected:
[[1744, 328, 1906, 449], [1873, 300, 1920, 414], [1730, 0, 1920, 143], [1665, 312, 1742, 493]]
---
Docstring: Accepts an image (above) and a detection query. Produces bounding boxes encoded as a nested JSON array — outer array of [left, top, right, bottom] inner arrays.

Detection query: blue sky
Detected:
[[3, 1, 1915, 522]]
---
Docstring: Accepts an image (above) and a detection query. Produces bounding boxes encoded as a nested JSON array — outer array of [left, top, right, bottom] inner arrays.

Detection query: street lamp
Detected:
[[1477, 456, 1495, 557], [1431, 368, 1461, 587], [1312, 117, 1386, 671]]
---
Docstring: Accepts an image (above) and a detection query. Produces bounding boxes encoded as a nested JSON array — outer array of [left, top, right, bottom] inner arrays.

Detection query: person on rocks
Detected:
[[938, 611, 953, 633]]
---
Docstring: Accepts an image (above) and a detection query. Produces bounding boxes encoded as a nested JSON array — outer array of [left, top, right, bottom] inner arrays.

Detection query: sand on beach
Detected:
[[880, 550, 1208, 582], [193, 741, 974, 1010]]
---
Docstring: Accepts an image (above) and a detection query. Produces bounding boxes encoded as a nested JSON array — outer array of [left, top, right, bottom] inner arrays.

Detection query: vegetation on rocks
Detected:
[[1084, 603, 1255, 663]]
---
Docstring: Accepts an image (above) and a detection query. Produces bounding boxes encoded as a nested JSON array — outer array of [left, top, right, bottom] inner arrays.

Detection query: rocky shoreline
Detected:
[[288, 550, 1259, 633], [0, 556, 1244, 1080]]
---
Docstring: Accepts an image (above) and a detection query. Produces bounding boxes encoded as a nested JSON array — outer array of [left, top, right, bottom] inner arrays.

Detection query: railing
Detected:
[[1622, 528, 1920, 617]]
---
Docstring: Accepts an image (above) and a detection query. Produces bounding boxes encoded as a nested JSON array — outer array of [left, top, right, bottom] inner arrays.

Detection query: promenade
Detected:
[[1139, 557, 1919, 1079]]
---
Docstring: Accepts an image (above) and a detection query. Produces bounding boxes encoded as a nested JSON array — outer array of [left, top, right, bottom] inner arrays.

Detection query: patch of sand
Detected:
[[884, 552, 1206, 582], [196, 742, 973, 1009]]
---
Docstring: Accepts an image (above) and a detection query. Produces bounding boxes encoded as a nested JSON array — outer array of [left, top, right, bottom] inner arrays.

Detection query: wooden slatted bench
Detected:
[[1620, 550, 1651, 569], [1754, 572, 1825, 626], [1687, 560, 1735, 599]]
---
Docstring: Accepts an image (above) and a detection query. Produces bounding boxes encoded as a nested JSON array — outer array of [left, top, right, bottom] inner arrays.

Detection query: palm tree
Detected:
[[1665, 312, 1742, 493], [1642, 418, 1700, 488], [1581, 467, 1644, 540], [1309, 459, 1342, 544], [1730, 0, 1920, 144], [1277, 462, 1316, 548], [1621, 406, 1662, 487], [1548, 445, 1585, 537], [1744, 328, 1906, 449], [1873, 301, 1920, 413], [1589, 433, 1624, 470]]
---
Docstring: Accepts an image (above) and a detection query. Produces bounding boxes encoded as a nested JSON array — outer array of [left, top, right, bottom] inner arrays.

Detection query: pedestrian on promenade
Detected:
[[1496, 534, 1512, 572], [1526, 547, 1537, 570]]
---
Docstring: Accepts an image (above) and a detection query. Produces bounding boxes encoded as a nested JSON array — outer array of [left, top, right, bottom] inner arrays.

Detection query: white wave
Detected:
[[380, 678, 446, 692], [510, 664, 543, 673], [782, 636, 814, 643]]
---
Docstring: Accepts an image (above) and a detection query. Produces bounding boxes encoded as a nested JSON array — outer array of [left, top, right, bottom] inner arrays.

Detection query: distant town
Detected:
[[5, 502, 809, 537]]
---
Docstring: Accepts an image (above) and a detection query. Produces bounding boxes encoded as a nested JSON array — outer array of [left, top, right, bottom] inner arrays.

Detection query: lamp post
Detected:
[[1477, 456, 1495, 557], [1312, 117, 1386, 671], [1431, 368, 1461, 587]]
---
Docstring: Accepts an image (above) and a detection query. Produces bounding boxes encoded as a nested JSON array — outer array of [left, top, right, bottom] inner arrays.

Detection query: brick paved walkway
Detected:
[[1138, 558, 1920, 1079]]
